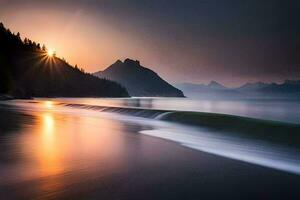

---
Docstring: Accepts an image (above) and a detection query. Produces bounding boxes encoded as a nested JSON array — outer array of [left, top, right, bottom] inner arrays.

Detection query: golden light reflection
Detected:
[[44, 113, 54, 135], [17, 102, 126, 193], [40, 113, 62, 175], [45, 101, 54, 109]]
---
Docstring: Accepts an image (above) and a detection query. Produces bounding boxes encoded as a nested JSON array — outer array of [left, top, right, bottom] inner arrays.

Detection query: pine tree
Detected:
[[24, 38, 28, 45], [16, 32, 21, 40]]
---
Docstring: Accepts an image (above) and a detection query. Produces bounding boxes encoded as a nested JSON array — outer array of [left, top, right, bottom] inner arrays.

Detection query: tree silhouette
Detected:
[[42, 44, 46, 51], [16, 32, 21, 40]]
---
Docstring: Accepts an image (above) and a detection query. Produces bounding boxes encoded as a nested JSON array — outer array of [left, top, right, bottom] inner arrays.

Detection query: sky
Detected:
[[0, 0, 299, 86]]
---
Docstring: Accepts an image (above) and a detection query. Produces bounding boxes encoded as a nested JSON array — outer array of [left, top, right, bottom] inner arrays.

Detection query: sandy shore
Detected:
[[0, 103, 300, 199]]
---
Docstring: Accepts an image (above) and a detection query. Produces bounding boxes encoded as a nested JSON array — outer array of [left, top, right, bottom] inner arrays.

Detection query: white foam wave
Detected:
[[140, 128, 300, 175]]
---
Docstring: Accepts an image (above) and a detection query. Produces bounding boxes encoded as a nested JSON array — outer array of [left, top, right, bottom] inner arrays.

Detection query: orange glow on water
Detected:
[[15, 100, 126, 189], [44, 113, 54, 136], [39, 112, 62, 176], [45, 101, 54, 109]]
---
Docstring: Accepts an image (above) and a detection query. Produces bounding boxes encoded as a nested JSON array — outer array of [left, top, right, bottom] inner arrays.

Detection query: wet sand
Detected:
[[0, 102, 300, 200]]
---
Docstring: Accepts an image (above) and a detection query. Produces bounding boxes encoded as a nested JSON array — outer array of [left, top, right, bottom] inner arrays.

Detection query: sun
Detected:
[[47, 49, 55, 57]]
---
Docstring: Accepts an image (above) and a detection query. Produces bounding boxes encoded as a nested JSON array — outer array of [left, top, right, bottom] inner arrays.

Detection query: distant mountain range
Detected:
[[94, 59, 184, 97], [236, 82, 270, 91], [0, 22, 129, 98], [237, 80, 300, 94], [175, 80, 300, 99]]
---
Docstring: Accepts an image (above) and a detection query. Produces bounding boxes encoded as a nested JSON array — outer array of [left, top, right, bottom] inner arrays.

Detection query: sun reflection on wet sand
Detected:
[[2, 101, 128, 198], [44, 113, 54, 134], [34, 111, 65, 194], [39, 112, 62, 176], [44, 101, 54, 109]]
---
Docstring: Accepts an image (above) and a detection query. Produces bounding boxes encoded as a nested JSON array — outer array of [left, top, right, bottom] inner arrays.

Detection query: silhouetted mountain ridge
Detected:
[[94, 59, 184, 97], [175, 81, 229, 92], [237, 80, 300, 93], [0, 22, 129, 98], [175, 80, 300, 99], [207, 81, 227, 90], [237, 82, 271, 91]]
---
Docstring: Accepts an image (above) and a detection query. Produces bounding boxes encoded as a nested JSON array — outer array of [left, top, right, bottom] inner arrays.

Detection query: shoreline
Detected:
[[60, 101, 300, 148], [0, 104, 300, 199]]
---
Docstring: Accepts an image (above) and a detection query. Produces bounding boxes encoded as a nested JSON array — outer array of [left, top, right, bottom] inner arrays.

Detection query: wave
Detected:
[[140, 128, 300, 175], [5, 100, 300, 175], [63, 102, 300, 148], [63, 103, 168, 119], [63, 102, 300, 175]]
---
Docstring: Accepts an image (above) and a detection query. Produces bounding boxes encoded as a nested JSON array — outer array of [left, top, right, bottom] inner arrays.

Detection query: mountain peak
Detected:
[[114, 59, 123, 65], [208, 81, 220, 86], [124, 58, 140, 67], [94, 59, 184, 97], [238, 82, 269, 90], [111, 59, 140, 68], [208, 81, 226, 89]]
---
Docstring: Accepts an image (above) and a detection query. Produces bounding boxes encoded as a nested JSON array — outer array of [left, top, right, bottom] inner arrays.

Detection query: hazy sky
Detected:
[[1, 0, 299, 86]]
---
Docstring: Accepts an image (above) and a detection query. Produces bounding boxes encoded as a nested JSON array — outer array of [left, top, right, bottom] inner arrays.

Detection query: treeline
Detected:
[[0, 22, 129, 98], [0, 22, 83, 72]]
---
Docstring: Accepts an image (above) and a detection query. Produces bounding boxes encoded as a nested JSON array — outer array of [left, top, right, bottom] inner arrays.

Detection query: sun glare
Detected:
[[45, 101, 54, 109], [47, 49, 55, 57]]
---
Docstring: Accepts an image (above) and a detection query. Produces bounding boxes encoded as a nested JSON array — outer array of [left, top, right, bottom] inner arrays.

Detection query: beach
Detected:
[[0, 99, 300, 199]]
